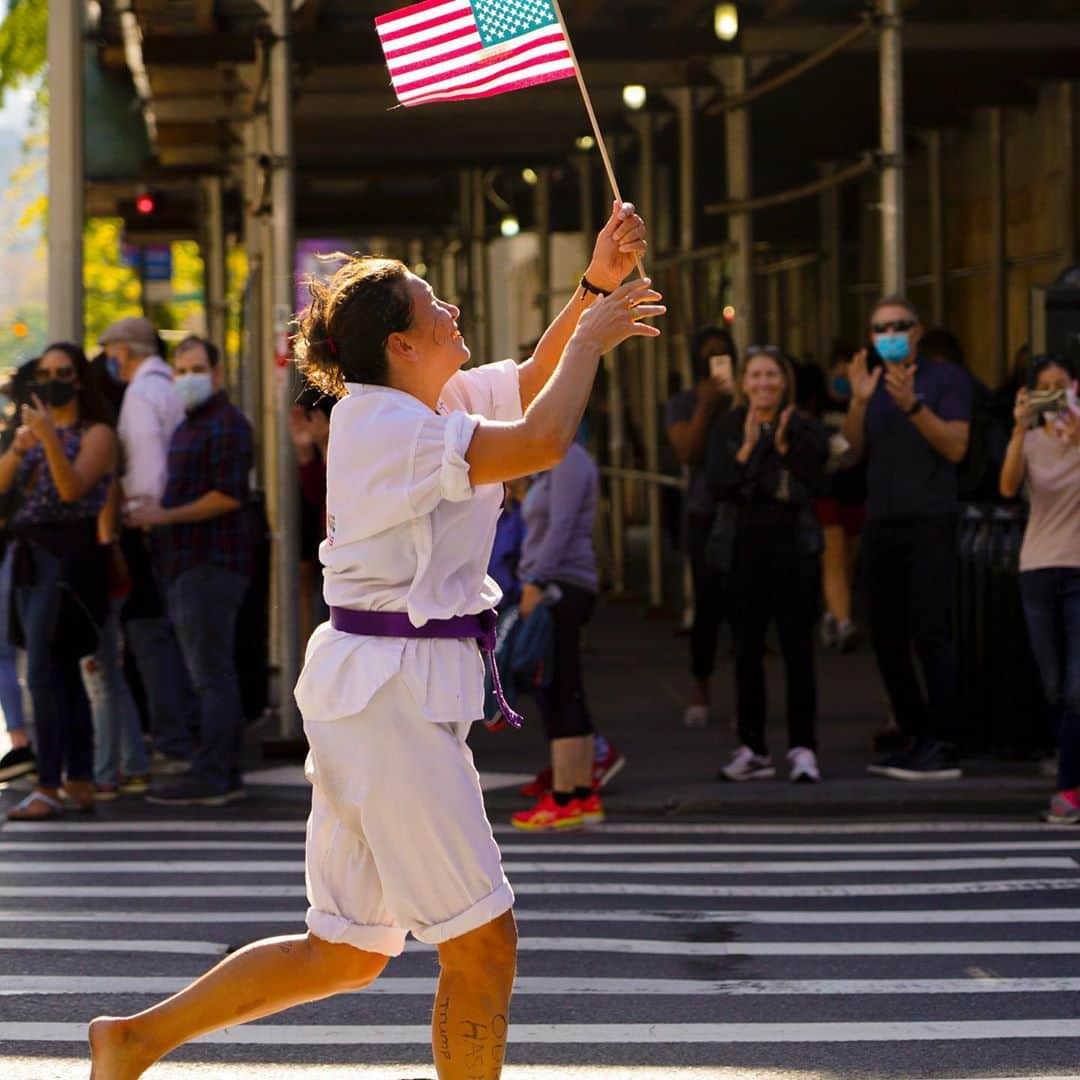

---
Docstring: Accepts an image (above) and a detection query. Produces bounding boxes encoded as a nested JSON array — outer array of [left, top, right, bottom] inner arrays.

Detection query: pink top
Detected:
[[1020, 427, 1080, 572]]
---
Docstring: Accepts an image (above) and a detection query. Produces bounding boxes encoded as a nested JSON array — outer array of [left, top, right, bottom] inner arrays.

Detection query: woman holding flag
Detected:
[[89, 201, 658, 1079]]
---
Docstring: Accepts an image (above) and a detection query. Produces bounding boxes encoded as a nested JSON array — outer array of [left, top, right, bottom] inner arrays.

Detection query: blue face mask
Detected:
[[105, 355, 122, 382], [831, 375, 852, 399], [874, 333, 911, 364], [174, 373, 214, 412]]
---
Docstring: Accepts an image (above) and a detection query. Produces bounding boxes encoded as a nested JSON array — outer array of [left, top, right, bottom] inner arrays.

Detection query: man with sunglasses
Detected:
[[842, 296, 972, 781]]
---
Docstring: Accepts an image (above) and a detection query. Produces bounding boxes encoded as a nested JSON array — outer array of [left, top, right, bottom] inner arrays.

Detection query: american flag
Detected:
[[375, 0, 576, 108]]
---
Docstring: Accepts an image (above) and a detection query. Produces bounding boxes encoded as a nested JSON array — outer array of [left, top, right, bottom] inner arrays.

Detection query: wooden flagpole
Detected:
[[550, 0, 646, 278]]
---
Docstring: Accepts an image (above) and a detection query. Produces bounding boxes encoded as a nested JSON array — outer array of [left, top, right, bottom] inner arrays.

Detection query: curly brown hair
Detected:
[[294, 254, 414, 399]]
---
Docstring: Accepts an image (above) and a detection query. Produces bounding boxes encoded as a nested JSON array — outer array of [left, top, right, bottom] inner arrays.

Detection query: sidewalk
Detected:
[[472, 597, 1053, 821]]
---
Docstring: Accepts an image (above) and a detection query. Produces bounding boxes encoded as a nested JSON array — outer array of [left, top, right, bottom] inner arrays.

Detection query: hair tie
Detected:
[[326, 336, 338, 355]]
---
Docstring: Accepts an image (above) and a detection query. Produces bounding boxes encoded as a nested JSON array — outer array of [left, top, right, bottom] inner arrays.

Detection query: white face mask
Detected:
[[174, 372, 214, 412]]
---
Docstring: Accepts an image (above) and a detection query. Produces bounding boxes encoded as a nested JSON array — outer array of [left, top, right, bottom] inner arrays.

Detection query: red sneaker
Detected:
[[519, 765, 553, 799], [592, 742, 626, 789], [511, 793, 583, 831], [579, 791, 605, 824]]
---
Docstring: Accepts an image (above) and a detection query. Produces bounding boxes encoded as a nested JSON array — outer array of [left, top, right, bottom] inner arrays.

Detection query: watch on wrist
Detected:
[[905, 397, 924, 417]]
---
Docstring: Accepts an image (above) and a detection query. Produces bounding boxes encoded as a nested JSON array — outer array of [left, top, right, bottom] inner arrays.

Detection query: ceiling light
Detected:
[[714, 3, 738, 42], [622, 84, 647, 111], [575, 135, 596, 152], [500, 215, 521, 238], [522, 167, 539, 185]]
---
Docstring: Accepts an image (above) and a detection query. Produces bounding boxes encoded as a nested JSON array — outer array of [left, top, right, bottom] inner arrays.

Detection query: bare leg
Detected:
[[89, 932, 388, 1079], [432, 911, 518, 1080], [551, 734, 593, 792], [822, 525, 851, 623]]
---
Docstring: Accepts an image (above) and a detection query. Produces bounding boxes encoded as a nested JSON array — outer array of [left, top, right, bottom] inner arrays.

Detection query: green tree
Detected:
[[0, 0, 46, 107]]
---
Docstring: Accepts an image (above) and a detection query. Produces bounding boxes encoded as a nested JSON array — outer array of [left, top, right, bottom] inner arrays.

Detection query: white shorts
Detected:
[[303, 673, 514, 958]]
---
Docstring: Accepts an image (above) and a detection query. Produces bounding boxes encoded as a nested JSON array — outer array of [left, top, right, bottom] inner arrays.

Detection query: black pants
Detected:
[[728, 531, 820, 756], [862, 514, 960, 742], [537, 582, 596, 741], [687, 513, 727, 681]]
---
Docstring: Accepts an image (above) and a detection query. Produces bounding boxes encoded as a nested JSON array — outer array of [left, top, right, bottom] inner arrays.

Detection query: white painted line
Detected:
[[7, 975, 1080, 997], [3, 877, 1079, 899], [242, 766, 532, 793], [0, 821, 307, 834], [3, 906, 1080, 926], [0, 937, 225, 955], [0, 841, 307, 853], [7, 1019, 1080, 1045], [6, 856, 1074, 875]]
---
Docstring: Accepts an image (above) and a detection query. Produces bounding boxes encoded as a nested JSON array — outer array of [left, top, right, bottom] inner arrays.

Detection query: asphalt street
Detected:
[[1, 787, 1079, 1080]]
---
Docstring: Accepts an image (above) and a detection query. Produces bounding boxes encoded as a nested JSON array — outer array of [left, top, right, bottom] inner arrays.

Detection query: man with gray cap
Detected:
[[100, 317, 196, 771]]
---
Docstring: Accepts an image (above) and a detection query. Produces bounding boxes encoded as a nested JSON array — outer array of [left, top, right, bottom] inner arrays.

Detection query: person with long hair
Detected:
[[665, 325, 736, 726], [999, 353, 1080, 824], [89, 202, 659, 1079], [706, 346, 828, 783], [0, 342, 117, 820]]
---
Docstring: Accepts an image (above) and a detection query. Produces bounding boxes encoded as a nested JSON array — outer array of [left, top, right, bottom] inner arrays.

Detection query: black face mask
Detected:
[[34, 381, 78, 409]]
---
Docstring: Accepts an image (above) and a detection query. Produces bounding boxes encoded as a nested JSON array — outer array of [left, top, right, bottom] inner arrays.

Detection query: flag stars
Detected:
[[471, 0, 557, 48]]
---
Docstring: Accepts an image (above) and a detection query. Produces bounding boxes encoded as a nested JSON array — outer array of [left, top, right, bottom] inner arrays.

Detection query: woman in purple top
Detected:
[[0, 343, 117, 820]]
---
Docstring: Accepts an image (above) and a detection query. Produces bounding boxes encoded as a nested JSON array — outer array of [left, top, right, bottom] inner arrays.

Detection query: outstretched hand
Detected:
[[574, 278, 664, 356], [586, 200, 648, 293]]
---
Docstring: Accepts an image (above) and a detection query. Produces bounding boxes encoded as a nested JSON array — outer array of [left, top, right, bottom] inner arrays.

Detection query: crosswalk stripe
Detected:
[[3, 906, 1080, 926], [8, 1020, 1080, 1044], [4, 856, 1074, 874], [4, 839, 1080, 854], [8, 975, 1080, 997], [4, 877, 1078, 898], [10, 937, 1080, 957]]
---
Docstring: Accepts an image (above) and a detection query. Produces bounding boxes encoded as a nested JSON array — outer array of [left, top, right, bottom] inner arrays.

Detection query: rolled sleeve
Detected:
[[407, 411, 480, 515]]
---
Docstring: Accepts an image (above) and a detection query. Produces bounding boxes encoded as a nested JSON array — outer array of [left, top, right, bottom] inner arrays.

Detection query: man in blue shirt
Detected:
[[843, 296, 972, 780]]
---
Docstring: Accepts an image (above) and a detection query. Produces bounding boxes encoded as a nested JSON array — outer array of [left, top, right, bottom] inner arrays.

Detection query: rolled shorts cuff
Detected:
[[306, 907, 407, 958], [413, 879, 515, 946]]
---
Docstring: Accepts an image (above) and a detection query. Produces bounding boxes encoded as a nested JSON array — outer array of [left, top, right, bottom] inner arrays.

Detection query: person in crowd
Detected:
[[511, 429, 605, 830], [665, 325, 736, 727], [289, 386, 334, 637], [489, 477, 529, 610], [102, 316, 196, 773], [0, 343, 117, 820], [127, 335, 254, 807], [999, 353, 1080, 824], [0, 359, 36, 782], [90, 204, 656, 1080], [813, 343, 866, 652], [843, 296, 972, 781], [707, 346, 828, 783]]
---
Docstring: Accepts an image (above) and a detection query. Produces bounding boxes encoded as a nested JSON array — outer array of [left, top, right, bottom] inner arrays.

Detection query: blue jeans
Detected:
[[82, 596, 150, 785], [125, 614, 196, 761], [16, 543, 94, 788], [0, 543, 26, 735], [1020, 567, 1080, 792], [167, 565, 249, 791]]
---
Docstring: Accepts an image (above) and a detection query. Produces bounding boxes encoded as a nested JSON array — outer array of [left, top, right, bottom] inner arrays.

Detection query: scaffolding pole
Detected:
[[819, 162, 841, 362], [269, 0, 300, 736], [47, 0, 84, 341], [201, 174, 228, 358], [989, 108, 1008, 386], [927, 130, 947, 326], [722, 58, 754, 356], [241, 120, 263, 430], [879, 0, 906, 294], [534, 166, 553, 328], [1061, 82, 1078, 268]]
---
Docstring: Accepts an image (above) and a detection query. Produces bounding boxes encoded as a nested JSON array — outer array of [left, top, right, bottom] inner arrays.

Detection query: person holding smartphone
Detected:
[[842, 296, 972, 781], [665, 326, 737, 727], [999, 353, 1080, 824]]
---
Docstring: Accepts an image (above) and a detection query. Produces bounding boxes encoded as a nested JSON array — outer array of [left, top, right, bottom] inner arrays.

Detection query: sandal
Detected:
[[60, 781, 97, 813], [6, 790, 65, 821]]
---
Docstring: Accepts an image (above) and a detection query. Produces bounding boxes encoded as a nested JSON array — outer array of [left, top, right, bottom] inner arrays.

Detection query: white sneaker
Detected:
[[683, 704, 709, 728], [787, 746, 821, 784], [719, 746, 775, 782]]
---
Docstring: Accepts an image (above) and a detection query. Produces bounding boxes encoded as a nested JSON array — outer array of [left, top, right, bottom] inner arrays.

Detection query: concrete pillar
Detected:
[[819, 162, 841, 363], [989, 108, 1008, 386], [722, 59, 754, 356], [269, 0, 300, 736], [201, 175, 228, 358], [47, 0, 85, 341], [879, 0, 906, 294], [927, 130, 947, 326], [534, 166, 553, 327]]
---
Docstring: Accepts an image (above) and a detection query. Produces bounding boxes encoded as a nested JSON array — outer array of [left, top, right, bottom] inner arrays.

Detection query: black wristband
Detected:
[[579, 274, 611, 299], [905, 397, 924, 417]]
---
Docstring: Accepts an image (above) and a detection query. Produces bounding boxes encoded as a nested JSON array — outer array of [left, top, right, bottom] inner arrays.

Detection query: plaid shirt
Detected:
[[158, 392, 254, 582]]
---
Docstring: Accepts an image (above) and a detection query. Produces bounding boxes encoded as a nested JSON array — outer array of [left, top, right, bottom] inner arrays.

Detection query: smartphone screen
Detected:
[[709, 354, 733, 383]]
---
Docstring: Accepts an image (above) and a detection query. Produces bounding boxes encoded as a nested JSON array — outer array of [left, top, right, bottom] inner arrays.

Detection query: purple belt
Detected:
[[329, 607, 522, 730]]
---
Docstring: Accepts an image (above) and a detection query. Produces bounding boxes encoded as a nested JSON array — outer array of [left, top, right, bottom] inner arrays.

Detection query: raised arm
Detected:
[[517, 201, 647, 411], [842, 349, 881, 463], [467, 279, 664, 486], [999, 388, 1030, 499]]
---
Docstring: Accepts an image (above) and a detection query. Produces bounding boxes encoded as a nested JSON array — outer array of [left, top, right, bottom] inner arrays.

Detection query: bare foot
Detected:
[[89, 1016, 155, 1080]]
